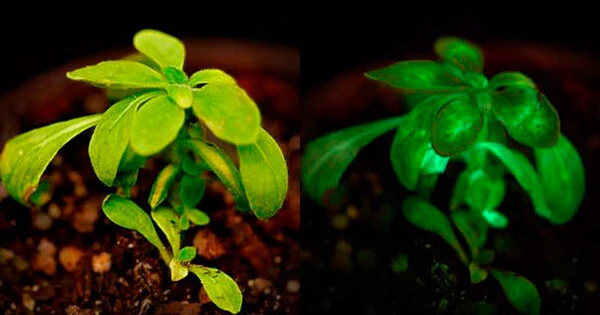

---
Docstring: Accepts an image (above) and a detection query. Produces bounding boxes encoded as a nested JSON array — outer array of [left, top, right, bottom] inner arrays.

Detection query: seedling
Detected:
[[303, 37, 585, 314], [0, 29, 288, 314]]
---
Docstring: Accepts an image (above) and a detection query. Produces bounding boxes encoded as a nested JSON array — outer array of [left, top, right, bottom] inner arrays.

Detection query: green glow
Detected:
[[482, 208, 508, 229]]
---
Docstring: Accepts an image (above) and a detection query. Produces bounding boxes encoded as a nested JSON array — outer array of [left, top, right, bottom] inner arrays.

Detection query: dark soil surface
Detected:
[[301, 44, 600, 315], [0, 70, 300, 314]]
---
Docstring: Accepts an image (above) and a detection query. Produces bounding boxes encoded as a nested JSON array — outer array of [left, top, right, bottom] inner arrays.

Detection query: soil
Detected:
[[301, 43, 600, 315], [0, 56, 300, 313]]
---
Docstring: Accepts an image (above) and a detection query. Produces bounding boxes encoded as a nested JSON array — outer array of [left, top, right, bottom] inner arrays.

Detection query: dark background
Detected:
[[0, 1, 298, 97]]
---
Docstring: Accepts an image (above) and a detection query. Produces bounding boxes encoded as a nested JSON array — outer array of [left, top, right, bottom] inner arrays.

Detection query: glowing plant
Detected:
[[0, 29, 288, 314], [302, 37, 585, 314]]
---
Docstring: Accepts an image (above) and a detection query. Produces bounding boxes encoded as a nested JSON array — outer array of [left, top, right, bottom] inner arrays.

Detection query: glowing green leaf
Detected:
[[151, 207, 181, 254], [130, 95, 185, 156], [169, 260, 189, 281], [303, 116, 405, 203], [489, 72, 537, 90], [179, 174, 206, 209], [420, 146, 449, 174], [434, 37, 484, 72], [469, 263, 488, 284], [133, 29, 185, 70], [475, 249, 495, 265], [188, 69, 237, 87], [432, 96, 483, 156], [238, 129, 288, 219], [102, 194, 169, 262], [451, 210, 488, 257], [66, 61, 168, 89], [192, 83, 261, 145], [464, 169, 506, 211], [482, 208, 509, 229], [492, 87, 560, 148], [0, 114, 101, 204], [490, 270, 541, 315], [186, 140, 250, 211], [179, 215, 190, 230], [178, 246, 197, 262], [403, 197, 468, 263], [189, 265, 242, 314], [186, 208, 210, 226], [534, 134, 585, 224], [365, 60, 469, 93], [476, 142, 551, 220], [148, 164, 180, 209], [89, 92, 159, 187]]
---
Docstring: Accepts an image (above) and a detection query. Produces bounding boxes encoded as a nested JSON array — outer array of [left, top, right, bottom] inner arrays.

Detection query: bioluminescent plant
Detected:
[[0, 29, 288, 314], [302, 37, 585, 314]]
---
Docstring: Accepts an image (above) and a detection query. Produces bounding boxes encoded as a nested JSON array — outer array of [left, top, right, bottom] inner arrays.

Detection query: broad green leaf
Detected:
[[178, 246, 197, 262], [190, 265, 242, 314], [102, 194, 168, 260], [419, 146, 450, 175], [238, 129, 288, 219], [365, 60, 469, 93], [490, 270, 541, 315], [475, 249, 496, 265], [182, 155, 206, 176], [133, 29, 185, 69], [187, 140, 250, 211], [464, 169, 506, 211], [163, 66, 188, 84], [469, 263, 488, 284], [403, 197, 468, 263], [492, 87, 560, 148], [489, 72, 537, 90], [167, 85, 193, 109], [89, 92, 159, 186], [114, 170, 139, 197], [179, 215, 191, 230], [0, 114, 101, 204], [451, 210, 488, 258], [434, 37, 484, 73], [118, 145, 148, 173], [188, 69, 237, 87], [476, 142, 551, 220], [66, 60, 168, 89], [169, 260, 189, 281], [130, 95, 185, 156], [186, 208, 210, 226], [534, 134, 585, 224], [148, 164, 180, 209], [151, 207, 181, 254], [482, 208, 509, 229], [180, 174, 206, 208], [303, 116, 405, 203], [192, 83, 261, 144], [432, 96, 483, 156]]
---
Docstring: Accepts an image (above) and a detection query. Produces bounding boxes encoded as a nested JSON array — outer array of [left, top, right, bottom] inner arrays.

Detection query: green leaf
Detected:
[[182, 155, 205, 176], [469, 263, 488, 284], [492, 87, 560, 148], [490, 270, 541, 315], [118, 145, 148, 173], [190, 265, 242, 314], [475, 249, 496, 265], [89, 92, 159, 186], [534, 134, 585, 224], [303, 116, 405, 203], [151, 207, 181, 255], [114, 170, 139, 197], [365, 60, 469, 93], [169, 260, 189, 281], [463, 169, 506, 211], [102, 194, 169, 261], [482, 208, 509, 229], [148, 164, 180, 209], [130, 95, 185, 156], [0, 114, 101, 204], [192, 83, 261, 144], [163, 67, 188, 84], [133, 29, 185, 70], [178, 246, 197, 262], [432, 95, 483, 156], [451, 210, 488, 258], [434, 37, 484, 73], [186, 208, 210, 226], [167, 85, 193, 109], [188, 69, 237, 87], [187, 140, 250, 211], [489, 72, 537, 90], [419, 146, 450, 175], [180, 174, 206, 209], [476, 142, 551, 220], [179, 215, 191, 230], [403, 196, 468, 263], [66, 60, 168, 89], [238, 129, 288, 219]]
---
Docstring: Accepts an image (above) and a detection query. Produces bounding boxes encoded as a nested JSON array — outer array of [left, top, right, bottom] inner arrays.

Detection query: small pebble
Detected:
[[33, 212, 53, 231], [59, 246, 84, 272], [48, 203, 61, 218], [253, 278, 273, 294], [585, 280, 597, 293], [289, 135, 300, 150], [13, 255, 29, 271], [31, 253, 57, 276], [346, 205, 359, 219], [92, 252, 112, 273], [73, 199, 100, 233], [331, 214, 350, 230], [274, 256, 282, 264], [286, 280, 300, 293], [22, 293, 35, 311], [0, 248, 15, 264], [38, 238, 57, 256], [193, 229, 226, 260]]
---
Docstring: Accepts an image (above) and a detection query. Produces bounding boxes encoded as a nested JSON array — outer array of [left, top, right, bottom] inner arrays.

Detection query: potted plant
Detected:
[[302, 37, 594, 314], [0, 29, 299, 314]]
